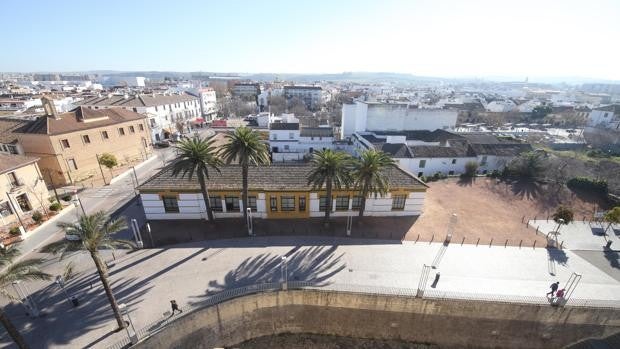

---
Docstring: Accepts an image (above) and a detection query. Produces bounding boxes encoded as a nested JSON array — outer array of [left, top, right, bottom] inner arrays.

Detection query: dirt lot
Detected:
[[405, 177, 604, 247]]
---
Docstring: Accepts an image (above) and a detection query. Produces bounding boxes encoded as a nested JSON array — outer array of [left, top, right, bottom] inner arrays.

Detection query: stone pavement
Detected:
[[529, 220, 620, 251], [1, 235, 619, 348]]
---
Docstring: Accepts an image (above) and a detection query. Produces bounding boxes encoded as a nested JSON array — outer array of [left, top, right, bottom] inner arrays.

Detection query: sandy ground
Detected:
[[406, 177, 603, 247], [236, 333, 438, 349]]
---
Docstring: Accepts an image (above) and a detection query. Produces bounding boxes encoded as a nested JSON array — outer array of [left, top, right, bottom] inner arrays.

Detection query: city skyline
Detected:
[[1, 0, 620, 81]]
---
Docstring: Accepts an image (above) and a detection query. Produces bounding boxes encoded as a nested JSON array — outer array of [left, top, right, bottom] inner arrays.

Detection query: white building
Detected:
[[79, 93, 201, 141], [587, 105, 620, 130], [101, 76, 146, 87], [269, 121, 335, 162], [485, 100, 517, 113], [232, 83, 260, 99], [190, 87, 217, 120], [352, 131, 532, 178], [137, 163, 427, 221], [341, 101, 457, 138]]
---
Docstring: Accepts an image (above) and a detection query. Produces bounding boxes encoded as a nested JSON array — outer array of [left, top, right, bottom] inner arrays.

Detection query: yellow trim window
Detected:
[[335, 195, 349, 211], [319, 196, 330, 212], [391, 195, 407, 210], [209, 196, 223, 212], [162, 196, 179, 213], [280, 196, 295, 211]]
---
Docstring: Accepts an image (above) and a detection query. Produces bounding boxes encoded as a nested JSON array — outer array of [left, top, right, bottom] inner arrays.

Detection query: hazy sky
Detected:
[[1, 0, 619, 80]]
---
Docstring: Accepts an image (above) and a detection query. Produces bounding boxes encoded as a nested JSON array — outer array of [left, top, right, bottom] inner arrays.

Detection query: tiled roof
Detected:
[[381, 143, 414, 158], [469, 143, 533, 156], [78, 93, 198, 108], [0, 118, 28, 144], [300, 127, 333, 137], [373, 129, 460, 143], [0, 154, 39, 174], [410, 141, 475, 158], [594, 104, 620, 115], [269, 123, 300, 130], [284, 85, 322, 90], [15, 106, 145, 135], [138, 163, 426, 192]]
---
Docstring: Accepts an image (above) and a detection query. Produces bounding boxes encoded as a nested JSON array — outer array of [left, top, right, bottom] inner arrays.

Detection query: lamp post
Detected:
[[247, 208, 253, 236], [55, 275, 78, 307], [72, 190, 86, 216], [118, 303, 139, 344], [12, 281, 40, 317], [131, 218, 144, 249], [280, 256, 288, 291]]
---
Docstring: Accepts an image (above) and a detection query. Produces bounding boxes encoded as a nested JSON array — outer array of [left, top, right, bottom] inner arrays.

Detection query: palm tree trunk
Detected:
[[325, 178, 332, 223], [90, 251, 126, 330], [198, 171, 215, 222], [358, 183, 369, 218], [0, 307, 29, 349], [242, 164, 248, 221]]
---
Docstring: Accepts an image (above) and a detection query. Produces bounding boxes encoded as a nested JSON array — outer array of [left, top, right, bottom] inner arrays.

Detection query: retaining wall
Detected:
[[134, 289, 620, 349]]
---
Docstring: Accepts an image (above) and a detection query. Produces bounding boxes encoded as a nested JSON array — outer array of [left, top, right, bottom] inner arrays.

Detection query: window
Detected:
[[101, 131, 109, 140], [61, 139, 70, 148], [299, 196, 306, 211], [247, 196, 257, 211], [418, 172, 423, 178], [82, 135, 91, 144], [289, 132, 294, 139], [351, 196, 363, 210], [139, 124, 144, 131], [392, 195, 406, 210], [451, 159, 457, 164], [284, 145, 289, 151], [270, 196, 277, 211], [7, 145, 17, 154], [0, 201, 13, 217], [280, 196, 295, 211], [272, 134, 278, 140], [118, 127, 125, 136], [448, 170, 454, 175], [7, 172, 19, 187], [419, 159, 426, 168], [319, 196, 330, 212], [15, 193, 31, 212], [67, 158, 78, 170], [225, 196, 240, 211], [480, 156, 488, 165], [335, 195, 349, 211], [129, 126, 135, 133], [209, 196, 223, 212], [132, 107, 138, 113], [162, 196, 179, 213]]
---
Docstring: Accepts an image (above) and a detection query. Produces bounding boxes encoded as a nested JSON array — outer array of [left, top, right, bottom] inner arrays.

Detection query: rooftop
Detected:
[[0, 118, 28, 144], [79, 93, 198, 108], [300, 127, 333, 138], [269, 122, 300, 131], [138, 163, 426, 192], [15, 106, 145, 135], [284, 85, 322, 90], [0, 153, 39, 174]]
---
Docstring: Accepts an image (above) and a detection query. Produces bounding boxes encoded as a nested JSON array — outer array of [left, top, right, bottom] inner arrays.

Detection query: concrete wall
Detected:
[[134, 289, 620, 349]]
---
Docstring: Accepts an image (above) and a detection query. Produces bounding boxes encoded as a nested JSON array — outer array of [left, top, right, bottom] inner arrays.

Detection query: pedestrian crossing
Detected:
[[84, 187, 116, 198]]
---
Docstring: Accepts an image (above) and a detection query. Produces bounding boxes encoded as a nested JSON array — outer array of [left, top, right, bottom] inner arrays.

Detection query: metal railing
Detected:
[[107, 281, 620, 349]]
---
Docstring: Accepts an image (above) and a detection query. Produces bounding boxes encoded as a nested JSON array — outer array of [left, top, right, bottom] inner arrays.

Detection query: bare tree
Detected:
[[25, 177, 49, 216]]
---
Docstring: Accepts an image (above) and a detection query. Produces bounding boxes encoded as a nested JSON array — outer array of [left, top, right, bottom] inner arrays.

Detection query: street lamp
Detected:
[[12, 281, 40, 317], [72, 190, 86, 216], [55, 275, 78, 307], [280, 256, 288, 291], [118, 303, 139, 344], [247, 208, 253, 236], [130, 218, 144, 249]]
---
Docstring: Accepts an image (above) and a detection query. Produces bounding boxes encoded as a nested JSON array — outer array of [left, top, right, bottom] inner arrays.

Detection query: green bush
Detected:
[[32, 210, 43, 224], [49, 202, 62, 212], [586, 149, 610, 158], [464, 161, 479, 177], [9, 226, 21, 236], [61, 194, 72, 201], [566, 177, 608, 194]]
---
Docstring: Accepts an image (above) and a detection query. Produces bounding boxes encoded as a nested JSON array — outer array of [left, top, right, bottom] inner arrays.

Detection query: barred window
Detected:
[[270, 196, 277, 211], [391, 195, 406, 210], [335, 196, 349, 211], [280, 196, 295, 211], [162, 196, 179, 213], [209, 196, 223, 212], [299, 196, 306, 211], [351, 196, 363, 210], [247, 196, 257, 211], [319, 196, 330, 212]]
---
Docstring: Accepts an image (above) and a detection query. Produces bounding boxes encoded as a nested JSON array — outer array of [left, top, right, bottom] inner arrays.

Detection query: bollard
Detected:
[[560, 241, 564, 249], [430, 234, 434, 243], [416, 234, 420, 243], [489, 238, 493, 247], [461, 237, 465, 246], [522, 216, 525, 223], [519, 240, 522, 248], [476, 238, 480, 246], [536, 226, 540, 234], [533, 240, 537, 249], [546, 215, 549, 222], [505, 239, 508, 247]]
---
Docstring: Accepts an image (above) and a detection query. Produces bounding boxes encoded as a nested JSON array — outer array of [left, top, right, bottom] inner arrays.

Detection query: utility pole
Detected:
[[5, 192, 25, 229], [95, 154, 108, 185], [46, 170, 61, 203]]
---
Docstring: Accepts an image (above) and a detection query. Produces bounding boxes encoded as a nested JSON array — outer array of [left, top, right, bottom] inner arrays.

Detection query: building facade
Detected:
[[12, 98, 151, 186], [1, 154, 49, 228], [79, 93, 201, 141], [138, 164, 426, 221], [284, 85, 323, 111]]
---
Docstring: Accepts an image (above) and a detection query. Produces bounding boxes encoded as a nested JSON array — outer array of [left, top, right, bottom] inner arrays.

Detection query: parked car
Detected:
[[154, 140, 171, 148]]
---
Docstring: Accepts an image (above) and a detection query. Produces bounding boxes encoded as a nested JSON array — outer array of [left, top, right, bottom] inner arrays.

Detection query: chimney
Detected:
[[41, 95, 60, 119]]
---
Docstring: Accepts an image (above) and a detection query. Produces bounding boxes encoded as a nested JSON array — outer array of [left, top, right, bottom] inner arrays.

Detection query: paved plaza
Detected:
[[1, 234, 619, 348]]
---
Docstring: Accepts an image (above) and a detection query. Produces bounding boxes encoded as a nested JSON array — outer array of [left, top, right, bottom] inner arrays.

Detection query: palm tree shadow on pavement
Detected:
[[546, 247, 569, 266], [456, 176, 475, 187], [198, 245, 346, 299], [603, 246, 619, 269], [511, 179, 543, 200]]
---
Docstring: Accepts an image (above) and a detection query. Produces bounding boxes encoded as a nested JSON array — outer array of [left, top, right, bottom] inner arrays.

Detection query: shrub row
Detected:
[[566, 177, 608, 194]]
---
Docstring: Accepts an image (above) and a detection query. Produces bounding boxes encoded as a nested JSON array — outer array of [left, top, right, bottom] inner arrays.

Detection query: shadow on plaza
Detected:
[[546, 247, 569, 265], [0, 261, 155, 348], [146, 216, 418, 248], [603, 246, 619, 270], [191, 245, 345, 302]]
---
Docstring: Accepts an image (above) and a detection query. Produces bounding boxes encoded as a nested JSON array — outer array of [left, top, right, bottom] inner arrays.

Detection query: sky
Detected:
[[1, 0, 619, 80]]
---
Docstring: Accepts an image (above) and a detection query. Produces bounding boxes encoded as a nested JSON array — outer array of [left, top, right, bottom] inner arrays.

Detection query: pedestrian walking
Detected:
[[170, 300, 183, 315], [546, 282, 559, 297]]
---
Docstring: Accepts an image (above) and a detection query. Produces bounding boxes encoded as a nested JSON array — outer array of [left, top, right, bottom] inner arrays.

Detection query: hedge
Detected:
[[566, 177, 608, 194]]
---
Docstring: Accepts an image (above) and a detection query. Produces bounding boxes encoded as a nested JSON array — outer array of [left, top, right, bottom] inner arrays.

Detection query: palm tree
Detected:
[[219, 127, 270, 221], [307, 149, 353, 224], [41, 212, 133, 330], [603, 206, 620, 236], [0, 247, 50, 349], [173, 136, 223, 222], [351, 149, 396, 217], [551, 205, 574, 247]]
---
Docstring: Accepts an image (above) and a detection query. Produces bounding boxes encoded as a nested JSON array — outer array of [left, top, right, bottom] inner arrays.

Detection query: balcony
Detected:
[[9, 178, 25, 192]]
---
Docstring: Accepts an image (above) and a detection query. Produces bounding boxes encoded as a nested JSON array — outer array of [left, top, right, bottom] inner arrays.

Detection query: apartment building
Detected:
[[232, 83, 261, 100], [1, 154, 49, 228], [79, 93, 201, 141], [0, 118, 27, 155], [11, 97, 151, 185], [138, 163, 427, 220], [284, 85, 323, 110]]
